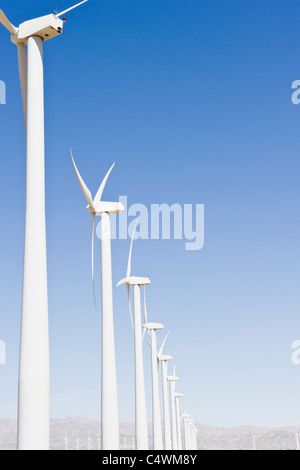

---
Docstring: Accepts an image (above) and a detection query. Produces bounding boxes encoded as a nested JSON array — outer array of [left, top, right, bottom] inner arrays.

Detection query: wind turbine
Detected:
[[191, 421, 198, 450], [193, 423, 198, 450], [174, 392, 183, 450], [157, 335, 173, 450], [143, 315, 164, 450], [117, 230, 150, 450], [70, 151, 123, 450], [186, 418, 197, 450], [167, 365, 179, 450], [0, 1, 88, 451], [181, 413, 190, 450]]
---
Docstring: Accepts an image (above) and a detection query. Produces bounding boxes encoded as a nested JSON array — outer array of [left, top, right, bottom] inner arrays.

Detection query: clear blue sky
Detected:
[[0, 0, 300, 428]]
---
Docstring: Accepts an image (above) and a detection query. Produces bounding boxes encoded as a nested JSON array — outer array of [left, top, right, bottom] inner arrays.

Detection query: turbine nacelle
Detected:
[[1, 2, 88, 45], [167, 375, 179, 381], [11, 15, 64, 45], [143, 322, 164, 331], [158, 353, 173, 361], [86, 201, 124, 215], [174, 392, 183, 398], [117, 276, 151, 287]]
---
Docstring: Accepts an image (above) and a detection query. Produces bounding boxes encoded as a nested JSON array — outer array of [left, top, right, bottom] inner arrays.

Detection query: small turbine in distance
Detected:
[[117, 228, 150, 450], [142, 293, 164, 451]]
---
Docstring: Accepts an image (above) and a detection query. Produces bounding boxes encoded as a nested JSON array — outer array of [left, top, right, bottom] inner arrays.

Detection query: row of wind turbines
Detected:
[[71, 150, 198, 451], [0, 1, 197, 450]]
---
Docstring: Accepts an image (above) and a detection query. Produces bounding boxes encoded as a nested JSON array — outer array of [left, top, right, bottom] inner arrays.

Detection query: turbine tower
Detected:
[[70, 151, 123, 450], [143, 319, 164, 450], [296, 433, 300, 451], [157, 334, 173, 450], [167, 366, 179, 450], [0, 1, 88, 451], [117, 231, 150, 450], [64, 434, 68, 451], [174, 392, 183, 450], [193, 423, 198, 450]]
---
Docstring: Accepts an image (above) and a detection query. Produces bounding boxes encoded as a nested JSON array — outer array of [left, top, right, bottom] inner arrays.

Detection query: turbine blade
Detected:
[[143, 286, 148, 325], [158, 331, 170, 357], [56, 0, 88, 17], [0, 10, 17, 34], [70, 149, 93, 207], [17, 45, 27, 131], [142, 323, 149, 343], [91, 213, 97, 309], [93, 163, 115, 207], [141, 286, 148, 343], [127, 284, 134, 329], [126, 221, 137, 278]]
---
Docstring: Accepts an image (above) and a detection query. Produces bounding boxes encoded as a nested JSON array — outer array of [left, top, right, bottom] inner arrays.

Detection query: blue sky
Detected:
[[0, 0, 300, 429]]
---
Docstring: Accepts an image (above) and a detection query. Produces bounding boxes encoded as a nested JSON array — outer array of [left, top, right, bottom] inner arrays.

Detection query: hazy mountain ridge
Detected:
[[0, 416, 299, 450]]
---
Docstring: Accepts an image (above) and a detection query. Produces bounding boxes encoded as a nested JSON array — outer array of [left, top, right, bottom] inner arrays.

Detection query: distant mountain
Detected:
[[194, 423, 300, 450], [1, 417, 299, 450]]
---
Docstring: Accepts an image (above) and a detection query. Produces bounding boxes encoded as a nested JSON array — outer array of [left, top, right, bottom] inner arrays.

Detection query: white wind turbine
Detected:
[[157, 334, 173, 450], [143, 304, 164, 450], [167, 365, 179, 450], [186, 418, 197, 450], [190, 421, 198, 450], [185, 419, 192, 450], [181, 413, 190, 450], [70, 151, 124, 450], [0, 0, 88, 451], [117, 229, 150, 450]]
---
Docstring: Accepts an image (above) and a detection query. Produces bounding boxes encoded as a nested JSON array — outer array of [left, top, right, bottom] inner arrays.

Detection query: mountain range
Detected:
[[0, 416, 299, 450]]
